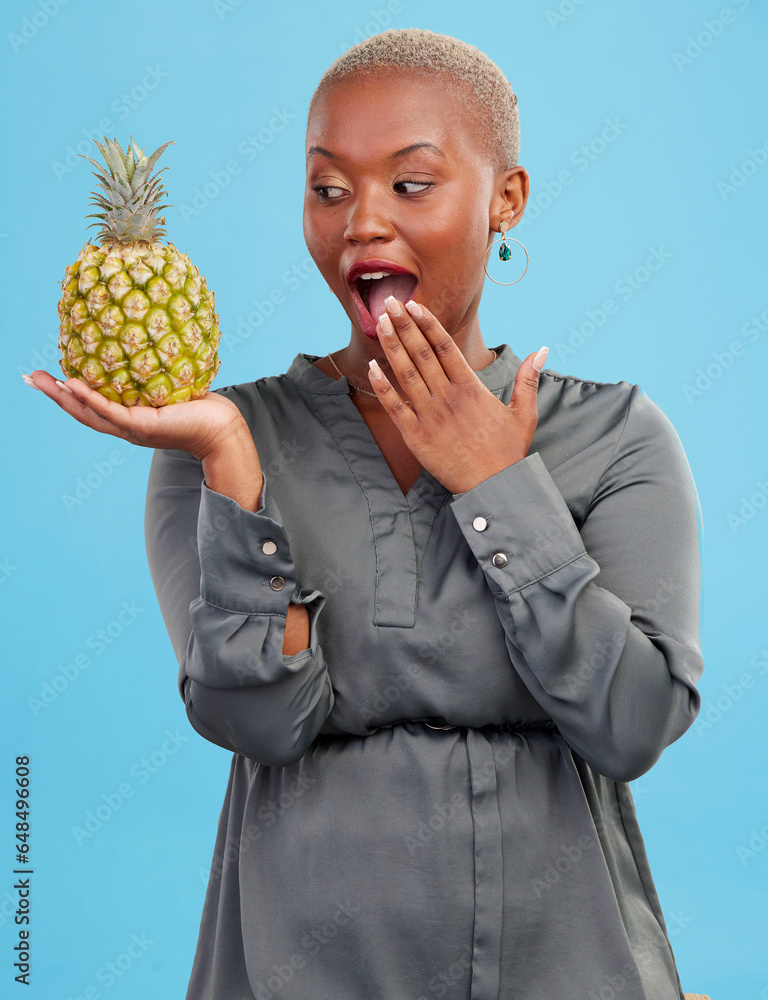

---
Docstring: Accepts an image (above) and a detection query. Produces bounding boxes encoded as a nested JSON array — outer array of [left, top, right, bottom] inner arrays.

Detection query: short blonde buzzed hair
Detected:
[[308, 27, 520, 171]]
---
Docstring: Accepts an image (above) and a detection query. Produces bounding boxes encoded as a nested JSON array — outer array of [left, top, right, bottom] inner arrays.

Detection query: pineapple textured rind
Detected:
[[58, 241, 221, 407]]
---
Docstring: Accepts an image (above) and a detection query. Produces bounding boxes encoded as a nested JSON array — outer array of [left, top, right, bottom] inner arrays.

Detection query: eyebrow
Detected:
[[306, 141, 447, 163]]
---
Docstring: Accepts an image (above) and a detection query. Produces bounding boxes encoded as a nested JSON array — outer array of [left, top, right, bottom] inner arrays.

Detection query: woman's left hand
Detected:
[[368, 295, 548, 495]]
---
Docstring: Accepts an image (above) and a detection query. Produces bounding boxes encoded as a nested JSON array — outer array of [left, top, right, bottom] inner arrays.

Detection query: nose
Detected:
[[343, 185, 395, 245]]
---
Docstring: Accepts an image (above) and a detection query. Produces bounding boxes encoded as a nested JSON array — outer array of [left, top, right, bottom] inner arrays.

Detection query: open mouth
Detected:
[[352, 272, 419, 328]]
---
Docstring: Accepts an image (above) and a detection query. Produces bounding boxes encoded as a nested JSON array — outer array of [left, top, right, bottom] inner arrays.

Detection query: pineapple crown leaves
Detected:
[[78, 136, 175, 245]]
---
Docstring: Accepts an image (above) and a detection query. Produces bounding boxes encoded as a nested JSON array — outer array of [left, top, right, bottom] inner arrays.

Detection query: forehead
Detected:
[[306, 69, 486, 167]]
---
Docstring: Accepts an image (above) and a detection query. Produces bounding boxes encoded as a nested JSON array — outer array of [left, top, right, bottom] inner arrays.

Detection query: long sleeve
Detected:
[[144, 445, 335, 767], [448, 383, 704, 782]]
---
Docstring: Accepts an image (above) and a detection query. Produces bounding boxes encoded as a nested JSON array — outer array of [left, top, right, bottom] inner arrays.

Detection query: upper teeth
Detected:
[[358, 271, 393, 280]]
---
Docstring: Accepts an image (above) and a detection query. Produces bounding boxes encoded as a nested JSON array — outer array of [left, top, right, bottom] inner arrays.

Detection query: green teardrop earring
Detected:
[[498, 221, 512, 261], [483, 215, 530, 286]]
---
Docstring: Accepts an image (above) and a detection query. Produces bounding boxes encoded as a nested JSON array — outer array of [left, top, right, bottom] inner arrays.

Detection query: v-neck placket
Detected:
[[283, 344, 522, 629]]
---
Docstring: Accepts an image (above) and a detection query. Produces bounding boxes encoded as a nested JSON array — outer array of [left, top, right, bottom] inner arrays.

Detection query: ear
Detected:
[[489, 166, 529, 232]]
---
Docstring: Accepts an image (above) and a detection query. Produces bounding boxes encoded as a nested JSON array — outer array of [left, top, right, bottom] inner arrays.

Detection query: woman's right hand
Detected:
[[25, 368, 249, 463]]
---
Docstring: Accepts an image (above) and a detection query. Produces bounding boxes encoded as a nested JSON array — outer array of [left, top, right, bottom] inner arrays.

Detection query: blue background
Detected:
[[2, 1, 766, 997]]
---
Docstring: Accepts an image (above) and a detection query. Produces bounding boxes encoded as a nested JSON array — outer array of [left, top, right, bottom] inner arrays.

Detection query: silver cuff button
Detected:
[[269, 575, 286, 591], [262, 540, 277, 555], [472, 516, 488, 531], [492, 552, 508, 567]]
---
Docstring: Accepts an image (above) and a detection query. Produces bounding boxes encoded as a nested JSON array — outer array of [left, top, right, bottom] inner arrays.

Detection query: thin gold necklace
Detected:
[[326, 348, 497, 405]]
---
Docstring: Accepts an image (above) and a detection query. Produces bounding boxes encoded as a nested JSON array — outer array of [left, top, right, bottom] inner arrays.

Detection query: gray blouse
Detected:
[[144, 343, 704, 1000]]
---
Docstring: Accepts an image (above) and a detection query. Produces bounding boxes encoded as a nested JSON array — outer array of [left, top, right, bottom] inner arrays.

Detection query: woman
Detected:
[[26, 27, 704, 1000]]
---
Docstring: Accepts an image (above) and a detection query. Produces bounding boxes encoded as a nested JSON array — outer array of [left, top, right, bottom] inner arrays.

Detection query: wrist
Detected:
[[198, 416, 253, 463], [201, 422, 264, 512]]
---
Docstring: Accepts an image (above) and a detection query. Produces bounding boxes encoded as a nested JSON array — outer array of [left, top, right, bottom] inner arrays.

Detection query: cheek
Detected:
[[419, 209, 486, 271], [415, 222, 487, 320], [302, 198, 321, 245], [302, 206, 335, 272], [416, 197, 487, 261]]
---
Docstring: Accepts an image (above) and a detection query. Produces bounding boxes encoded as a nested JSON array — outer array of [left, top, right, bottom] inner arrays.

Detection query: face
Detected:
[[303, 69, 527, 345]]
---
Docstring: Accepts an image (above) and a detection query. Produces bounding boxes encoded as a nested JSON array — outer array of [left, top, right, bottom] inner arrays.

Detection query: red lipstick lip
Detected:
[[345, 259, 417, 284]]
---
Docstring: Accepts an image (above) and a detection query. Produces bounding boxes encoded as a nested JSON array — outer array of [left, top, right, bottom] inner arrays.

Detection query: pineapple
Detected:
[[57, 137, 222, 406]]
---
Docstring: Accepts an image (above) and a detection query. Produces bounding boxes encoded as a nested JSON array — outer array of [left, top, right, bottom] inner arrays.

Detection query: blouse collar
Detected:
[[283, 342, 523, 396]]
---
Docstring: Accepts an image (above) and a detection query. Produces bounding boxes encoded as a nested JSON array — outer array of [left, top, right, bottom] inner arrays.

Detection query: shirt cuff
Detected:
[[197, 474, 303, 615], [448, 451, 588, 596]]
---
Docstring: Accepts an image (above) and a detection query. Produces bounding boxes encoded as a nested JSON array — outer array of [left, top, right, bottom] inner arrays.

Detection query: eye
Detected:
[[310, 178, 433, 201], [311, 184, 347, 201], [394, 180, 433, 194]]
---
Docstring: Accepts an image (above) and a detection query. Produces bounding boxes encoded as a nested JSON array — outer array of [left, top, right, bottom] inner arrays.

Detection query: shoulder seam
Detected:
[[586, 383, 638, 511], [539, 370, 616, 387], [213, 374, 286, 392]]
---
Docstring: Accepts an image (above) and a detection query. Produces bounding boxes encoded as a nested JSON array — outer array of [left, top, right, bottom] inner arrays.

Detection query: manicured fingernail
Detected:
[[379, 313, 394, 335], [384, 295, 401, 317], [405, 300, 422, 319], [22, 373, 42, 391], [532, 346, 549, 371], [55, 379, 74, 394], [368, 358, 382, 379]]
